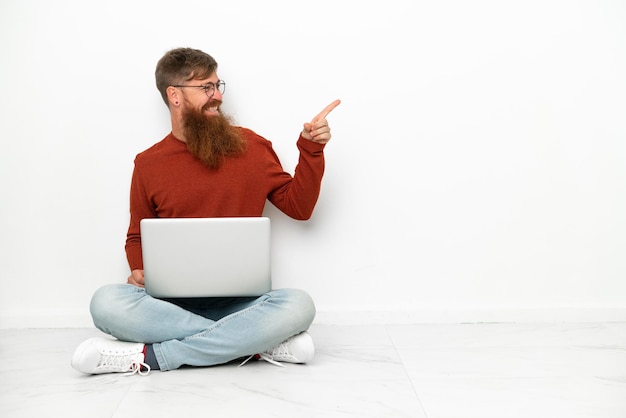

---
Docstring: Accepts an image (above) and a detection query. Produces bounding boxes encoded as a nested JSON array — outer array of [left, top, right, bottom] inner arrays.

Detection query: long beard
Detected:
[[182, 104, 247, 169]]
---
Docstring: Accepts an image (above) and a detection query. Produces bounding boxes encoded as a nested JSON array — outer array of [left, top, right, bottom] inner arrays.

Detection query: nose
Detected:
[[210, 87, 222, 101]]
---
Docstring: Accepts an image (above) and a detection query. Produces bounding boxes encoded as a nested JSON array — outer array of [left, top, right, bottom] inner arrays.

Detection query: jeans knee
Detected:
[[90, 284, 141, 331], [275, 288, 316, 330], [89, 285, 115, 328]]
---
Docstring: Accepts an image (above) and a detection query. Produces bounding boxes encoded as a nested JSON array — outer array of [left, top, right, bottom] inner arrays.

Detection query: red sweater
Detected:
[[125, 128, 326, 271]]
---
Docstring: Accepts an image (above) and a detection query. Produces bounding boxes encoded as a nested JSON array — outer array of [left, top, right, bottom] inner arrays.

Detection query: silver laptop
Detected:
[[140, 217, 271, 298]]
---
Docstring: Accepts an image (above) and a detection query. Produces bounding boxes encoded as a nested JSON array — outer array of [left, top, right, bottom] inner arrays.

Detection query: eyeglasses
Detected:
[[172, 81, 226, 98]]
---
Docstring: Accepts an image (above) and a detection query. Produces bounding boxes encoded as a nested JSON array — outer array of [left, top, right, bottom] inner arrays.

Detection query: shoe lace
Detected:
[[237, 340, 291, 367], [126, 361, 151, 376], [100, 353, 151, 376], [256, 352, 286, 367], [238, 354, 286, 368]]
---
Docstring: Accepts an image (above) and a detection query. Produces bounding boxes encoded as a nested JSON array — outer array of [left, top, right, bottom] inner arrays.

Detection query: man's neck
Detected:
[[170, 114, 186, 143]]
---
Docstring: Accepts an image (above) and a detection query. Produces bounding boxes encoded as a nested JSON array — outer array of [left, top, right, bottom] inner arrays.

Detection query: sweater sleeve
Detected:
[[124, 162, 156, 271], [267, 135, 326, 220]]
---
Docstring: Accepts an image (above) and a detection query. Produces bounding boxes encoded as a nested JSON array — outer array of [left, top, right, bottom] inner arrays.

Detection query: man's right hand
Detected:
[[127, 269, 145, 287]]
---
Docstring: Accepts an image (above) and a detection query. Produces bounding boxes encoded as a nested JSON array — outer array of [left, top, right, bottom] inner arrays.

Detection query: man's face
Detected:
[[178, 73, 223, 117], [175, 71, 245, 168]]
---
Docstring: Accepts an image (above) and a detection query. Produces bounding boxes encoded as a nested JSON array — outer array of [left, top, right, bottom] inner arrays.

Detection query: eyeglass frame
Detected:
[[171, 80, 226, 98]]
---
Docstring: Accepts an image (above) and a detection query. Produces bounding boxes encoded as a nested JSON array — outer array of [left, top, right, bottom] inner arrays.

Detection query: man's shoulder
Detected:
[[237, 127, 273, 149], [135, 134, 182, 162], [238, 126, 263, 140]]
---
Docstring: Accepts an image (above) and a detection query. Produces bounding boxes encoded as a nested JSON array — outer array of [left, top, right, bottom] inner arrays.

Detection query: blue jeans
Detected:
[[89, 284, 316, 371]]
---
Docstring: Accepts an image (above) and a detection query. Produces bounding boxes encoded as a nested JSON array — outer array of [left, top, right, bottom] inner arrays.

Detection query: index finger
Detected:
[[313, 99, 341, 122]]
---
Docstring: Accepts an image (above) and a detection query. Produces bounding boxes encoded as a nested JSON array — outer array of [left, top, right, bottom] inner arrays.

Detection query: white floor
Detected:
[[1, 322, 626, 418]]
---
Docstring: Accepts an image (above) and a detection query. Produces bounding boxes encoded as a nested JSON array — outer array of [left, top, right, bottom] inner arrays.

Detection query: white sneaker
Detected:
[[71, 337, 149, 375], [240, 331, 315, 367]]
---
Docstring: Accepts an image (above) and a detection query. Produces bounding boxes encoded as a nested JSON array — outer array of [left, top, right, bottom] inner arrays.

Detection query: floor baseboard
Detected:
[[2, 307, 625, 329]]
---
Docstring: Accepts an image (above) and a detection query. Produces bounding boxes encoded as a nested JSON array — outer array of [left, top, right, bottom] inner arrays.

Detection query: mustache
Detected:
[[202, 100, 223, 112]]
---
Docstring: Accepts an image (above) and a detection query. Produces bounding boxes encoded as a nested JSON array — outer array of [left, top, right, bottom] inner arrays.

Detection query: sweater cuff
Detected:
[[297, 134, 326, 154]]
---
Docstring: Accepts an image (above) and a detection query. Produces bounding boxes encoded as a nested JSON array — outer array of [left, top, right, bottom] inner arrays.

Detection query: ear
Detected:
[[167, 86, 180, 107]]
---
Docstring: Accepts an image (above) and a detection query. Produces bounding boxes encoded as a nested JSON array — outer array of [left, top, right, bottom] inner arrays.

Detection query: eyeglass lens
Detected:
[[205, 82, 225, 96]]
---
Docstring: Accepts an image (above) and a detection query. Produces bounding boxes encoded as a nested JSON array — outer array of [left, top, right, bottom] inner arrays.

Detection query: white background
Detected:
[[1, 0, 625, 327]]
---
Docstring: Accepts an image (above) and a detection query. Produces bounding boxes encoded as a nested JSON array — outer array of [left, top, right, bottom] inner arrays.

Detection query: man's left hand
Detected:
[[302, 99, 341, 144]]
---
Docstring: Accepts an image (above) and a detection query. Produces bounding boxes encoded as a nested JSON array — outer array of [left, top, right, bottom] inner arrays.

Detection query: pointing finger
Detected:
[[312, 99, 341, 122]]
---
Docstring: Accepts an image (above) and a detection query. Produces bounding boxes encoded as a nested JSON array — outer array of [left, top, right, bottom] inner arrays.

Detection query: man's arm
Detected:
[[267, 100, 341, 219]]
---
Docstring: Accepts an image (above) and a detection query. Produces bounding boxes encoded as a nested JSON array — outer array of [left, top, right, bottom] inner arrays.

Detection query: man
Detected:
[[71, 47, 340, 375]]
